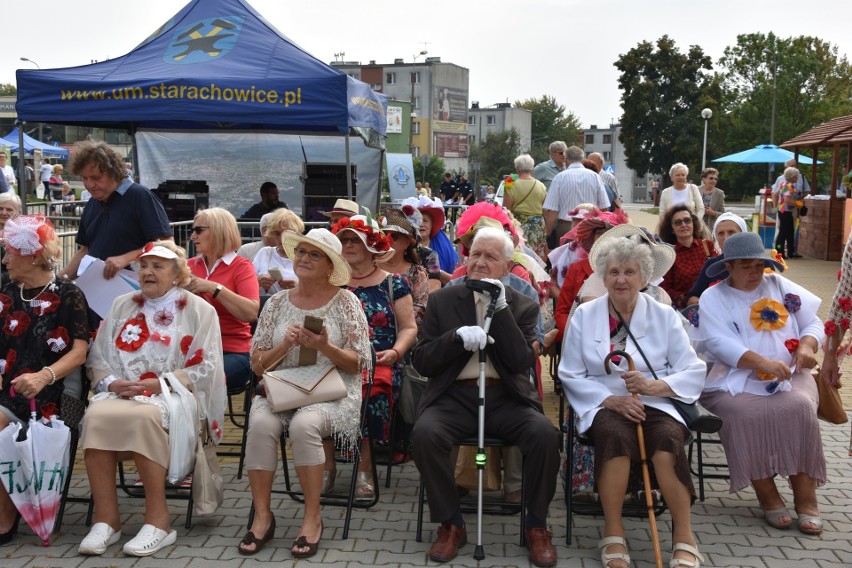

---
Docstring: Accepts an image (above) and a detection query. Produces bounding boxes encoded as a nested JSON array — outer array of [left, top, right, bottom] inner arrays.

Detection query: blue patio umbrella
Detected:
[[712, 144, 822, 164]]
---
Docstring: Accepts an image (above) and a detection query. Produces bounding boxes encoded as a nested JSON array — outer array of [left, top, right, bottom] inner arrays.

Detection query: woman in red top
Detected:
[[657, 204, 716, 309], [188, 207, 260, 391]]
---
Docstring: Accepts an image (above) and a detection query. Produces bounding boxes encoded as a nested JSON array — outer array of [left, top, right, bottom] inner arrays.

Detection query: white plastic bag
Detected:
[[158, 373, 198, 484]]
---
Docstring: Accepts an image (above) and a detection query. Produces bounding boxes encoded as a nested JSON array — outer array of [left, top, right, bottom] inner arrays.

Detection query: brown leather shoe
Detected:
[[429, 524, 467, 563], [526, 528, 557, 567]]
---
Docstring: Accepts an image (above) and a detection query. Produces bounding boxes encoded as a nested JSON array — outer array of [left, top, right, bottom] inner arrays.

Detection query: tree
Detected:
[[515, 95, 582, 163], [614, 35, 723, 185], [412, 154, 447, 192], [469, 128, 521, 186], [0, 84, 16, 96], [716, 33, 852, 198]]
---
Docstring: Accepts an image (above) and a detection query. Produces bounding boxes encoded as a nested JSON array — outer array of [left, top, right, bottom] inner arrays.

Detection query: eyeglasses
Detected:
[[389, 233, 409, 242], [191, 226, 209, 234], [293, 247, 326, 261], [338, 236, 362, 246], [672, 218, 693, 226], [705, 176, 718, 181]]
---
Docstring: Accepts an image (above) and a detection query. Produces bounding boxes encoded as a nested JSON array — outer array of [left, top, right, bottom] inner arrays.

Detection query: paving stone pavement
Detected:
[[3, 205, 850, 567]]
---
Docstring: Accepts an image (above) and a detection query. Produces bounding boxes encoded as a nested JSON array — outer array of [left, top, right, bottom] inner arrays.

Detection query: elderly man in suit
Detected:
[[411, 227, 560, 567]]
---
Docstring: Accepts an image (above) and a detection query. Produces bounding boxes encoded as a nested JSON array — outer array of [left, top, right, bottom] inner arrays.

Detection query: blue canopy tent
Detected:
[[1, 128, 69, 158], [14, 0, 386, 216]]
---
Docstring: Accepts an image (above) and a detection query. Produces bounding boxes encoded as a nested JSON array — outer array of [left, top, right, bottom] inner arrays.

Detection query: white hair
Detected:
[[549, 141, 567, 154], [514, 154, 535, 173], [565, 146, 585, 162], [471, 226, 514, 260], [593, 237, 653, 284], [259, 212, 274, 230], [784, 167, 800, 181], [669, 162, 689, 177]]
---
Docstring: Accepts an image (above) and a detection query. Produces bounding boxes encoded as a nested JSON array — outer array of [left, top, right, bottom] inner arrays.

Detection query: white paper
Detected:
[[74, 258, 140, 318]]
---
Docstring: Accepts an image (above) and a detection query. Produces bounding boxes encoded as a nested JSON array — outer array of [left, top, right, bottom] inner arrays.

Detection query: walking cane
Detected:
[[604, 349, 664, 568], [464, 279, 502, 561]]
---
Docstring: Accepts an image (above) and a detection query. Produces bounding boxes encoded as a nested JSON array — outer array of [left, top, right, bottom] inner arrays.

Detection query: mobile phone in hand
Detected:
[[268, 267, 284, 281], [298, 316, 323, 365]]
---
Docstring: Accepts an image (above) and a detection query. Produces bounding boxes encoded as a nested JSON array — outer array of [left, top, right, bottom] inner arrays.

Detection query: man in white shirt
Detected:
[[542, 146, 610, 245], [39, 158, 53, 196], [0, 152, 16, 190]]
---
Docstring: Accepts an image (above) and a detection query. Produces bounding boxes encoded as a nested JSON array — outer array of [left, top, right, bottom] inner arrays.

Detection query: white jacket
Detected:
[[659, 184, 705, 221]]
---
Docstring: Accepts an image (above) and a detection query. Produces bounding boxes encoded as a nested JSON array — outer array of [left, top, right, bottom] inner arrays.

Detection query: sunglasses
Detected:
[[673, 218, 693, 226], [191, 226, 209, 234], [705, 176, 718, 180], [294, 247, 326, 261], [389, 232, 409, 242], [338, 236, 362, 246]]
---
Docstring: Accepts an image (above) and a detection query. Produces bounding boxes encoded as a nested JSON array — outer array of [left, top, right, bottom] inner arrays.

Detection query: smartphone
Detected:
[[268, 267, 284, 281], [298, 316, 324, 365]]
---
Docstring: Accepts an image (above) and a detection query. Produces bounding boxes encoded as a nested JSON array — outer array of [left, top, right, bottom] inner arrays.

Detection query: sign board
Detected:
[[386, 106, 402, 134], [386, 153, 415, 201], [605, 165, 615, 173]]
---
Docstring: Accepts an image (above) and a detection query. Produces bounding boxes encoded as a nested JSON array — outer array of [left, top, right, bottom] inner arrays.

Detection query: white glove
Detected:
[[480, 278, 507, 312], [455, 326, 494, 352]]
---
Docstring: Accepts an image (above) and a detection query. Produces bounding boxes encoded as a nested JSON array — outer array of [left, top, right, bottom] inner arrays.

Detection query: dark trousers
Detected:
[[412, 382, 560, 523], [775, 211, 795, 257]]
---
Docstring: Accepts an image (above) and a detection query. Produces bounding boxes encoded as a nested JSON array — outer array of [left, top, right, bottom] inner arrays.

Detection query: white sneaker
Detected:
[[122, 524, 177, 556], [79, 522, 121, 555]]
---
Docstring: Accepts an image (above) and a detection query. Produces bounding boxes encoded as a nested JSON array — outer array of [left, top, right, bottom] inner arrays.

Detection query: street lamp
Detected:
[[19, 57, 40, 69], [410, 50, 427, 157], [701, 108, 713, 171]]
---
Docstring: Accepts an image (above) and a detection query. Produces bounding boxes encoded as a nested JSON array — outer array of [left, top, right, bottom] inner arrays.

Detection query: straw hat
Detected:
[[706, 232, 784, 278], [381, 208, 419, 243], [588, 223, 675, 283], [281, 228, 352, 286], [321, 198, 360, 218], [330, 215, 395, 258]]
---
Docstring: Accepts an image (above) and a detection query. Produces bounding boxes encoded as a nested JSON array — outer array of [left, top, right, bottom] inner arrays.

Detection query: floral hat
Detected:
[[402, 196, 445, 238], [2, 214, 55, 256], [331, 214, 394, 257]]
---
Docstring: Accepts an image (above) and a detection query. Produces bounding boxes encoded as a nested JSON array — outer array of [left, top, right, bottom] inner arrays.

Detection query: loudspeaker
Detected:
[[154, 180, 209, 222], [302, 164, 356, 223]]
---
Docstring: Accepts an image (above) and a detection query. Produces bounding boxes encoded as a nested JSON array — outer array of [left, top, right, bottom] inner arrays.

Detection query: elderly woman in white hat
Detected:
[[80, 240, 225, 557], [685, 212, 749, 306], [560, 225, 706, 568], [696, 232, 825, 535], [241, 229, 371, 558]]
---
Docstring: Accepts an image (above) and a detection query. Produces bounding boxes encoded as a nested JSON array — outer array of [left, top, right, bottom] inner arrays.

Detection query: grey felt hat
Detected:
[[706, 231, 785, 278]]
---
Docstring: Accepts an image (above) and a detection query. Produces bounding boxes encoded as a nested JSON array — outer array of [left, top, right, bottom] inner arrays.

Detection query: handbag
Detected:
[[813, 366, 848, 424], [612, 304, 723, 434], [158, 373, 198, 484], [799, 205, 808, 217], [192, 423, 224, 515], [263, 364, 347, 413]]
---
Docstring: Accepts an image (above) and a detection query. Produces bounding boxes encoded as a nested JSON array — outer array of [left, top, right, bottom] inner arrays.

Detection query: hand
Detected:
[[791, 343, 817, 371], [279, 279, 296, 290], [187, 276, 215, 295], [455, 325, 494, 352], [110, 379, 160, 399], [757, 358, 792, 381], [298, 323, 328, 352], [822, 354, 842, 387], [258, 274, 277, 290], [10, 371, 51, 399], [376, 349, 398, 365], [480, 278, 507, 312], [604, 395, 646, 423], [622, 370, 652, 396], [103, 255, 130, 279]]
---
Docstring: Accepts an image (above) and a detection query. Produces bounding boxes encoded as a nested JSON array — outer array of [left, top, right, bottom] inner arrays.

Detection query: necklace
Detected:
[[350, 265, 379, 280], [20, 274, 56, 306]]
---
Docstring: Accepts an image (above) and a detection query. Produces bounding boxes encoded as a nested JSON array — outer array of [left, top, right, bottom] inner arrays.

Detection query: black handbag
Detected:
[[612, 303, 723, 434], [799, 205, 808, 217]]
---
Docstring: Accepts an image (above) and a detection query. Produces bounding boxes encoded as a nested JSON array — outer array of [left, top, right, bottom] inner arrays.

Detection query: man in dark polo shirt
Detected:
[[60, 140, 172, 280]]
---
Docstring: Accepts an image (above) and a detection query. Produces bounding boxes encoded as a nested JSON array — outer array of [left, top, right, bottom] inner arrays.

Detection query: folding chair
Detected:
[[688, 431, 730, 502], [55, 367, 90, 531]]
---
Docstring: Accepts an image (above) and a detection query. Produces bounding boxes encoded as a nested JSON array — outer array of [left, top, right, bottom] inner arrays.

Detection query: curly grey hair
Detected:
[[593, 236, 653, 284]]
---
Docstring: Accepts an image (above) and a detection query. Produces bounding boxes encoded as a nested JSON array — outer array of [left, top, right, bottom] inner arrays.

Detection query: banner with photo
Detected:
[[432, 86, 468, 123], [386, 153, 416, 201], [386, 106, 403, 134]]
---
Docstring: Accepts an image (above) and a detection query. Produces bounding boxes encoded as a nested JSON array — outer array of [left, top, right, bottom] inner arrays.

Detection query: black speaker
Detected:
[[302, 164, 356, 223], [154, 180, 209, 222]]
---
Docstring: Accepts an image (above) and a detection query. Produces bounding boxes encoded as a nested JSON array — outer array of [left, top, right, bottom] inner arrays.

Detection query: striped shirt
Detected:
[[542, 162, 610, 219]]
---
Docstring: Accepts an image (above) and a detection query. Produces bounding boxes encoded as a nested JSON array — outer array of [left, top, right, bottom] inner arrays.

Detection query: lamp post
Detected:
[[410, 50, 427, 157], [19, 57, 40, 69], [701, 108, 712, 171]]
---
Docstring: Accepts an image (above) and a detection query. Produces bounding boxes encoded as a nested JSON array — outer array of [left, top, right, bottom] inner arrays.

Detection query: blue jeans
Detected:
[[224, 351, 252, 392]]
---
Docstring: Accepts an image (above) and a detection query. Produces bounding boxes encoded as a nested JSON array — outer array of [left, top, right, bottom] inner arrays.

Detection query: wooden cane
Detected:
[[604, 349, 664, 568]]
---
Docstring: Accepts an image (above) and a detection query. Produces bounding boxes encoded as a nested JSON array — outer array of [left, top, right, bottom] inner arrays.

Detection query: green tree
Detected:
[[0, 84, 16, 96], [515, 95, 582, 163], [469, 128, 521, 185], [715, 33, 852, 198], [412, 154, 447, 192], [614, 35, 724, 186]]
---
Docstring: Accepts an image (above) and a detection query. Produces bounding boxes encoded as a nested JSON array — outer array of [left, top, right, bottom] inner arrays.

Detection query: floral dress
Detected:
[[0, 279, 91, 422], [344, 274, 411, 444]]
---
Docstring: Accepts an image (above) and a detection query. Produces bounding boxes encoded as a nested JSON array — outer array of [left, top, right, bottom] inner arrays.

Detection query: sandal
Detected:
[[598, 536, 631, 568], [796, 513, 823, 535], [0, 513, 21, 546], [355, 471, 374, 501], [669, 543, 704, 568], [238, 517, 276, 556], [322, 468, 337, 495], [763, 506, 793, 529], [291, 522, 323, 559]]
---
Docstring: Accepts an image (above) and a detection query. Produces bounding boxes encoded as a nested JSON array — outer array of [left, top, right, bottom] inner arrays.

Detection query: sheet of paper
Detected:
[[74, 258, 140, 318]]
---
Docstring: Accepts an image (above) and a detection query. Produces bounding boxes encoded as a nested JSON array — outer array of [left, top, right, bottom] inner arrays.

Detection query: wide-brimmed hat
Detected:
[[2, 214, 55, 257], [331, 215, 395, 259], [281, 228, 352, 286], [588, 223, 675, 283], [321, 198, 360, 218], [381, 208, 419, 243], [402, 196, 445, 238], [707, 231, 785, 278]]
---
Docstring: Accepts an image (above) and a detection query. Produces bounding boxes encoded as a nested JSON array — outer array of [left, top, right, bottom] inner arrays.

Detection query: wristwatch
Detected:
[[212, 284, 223, 298]]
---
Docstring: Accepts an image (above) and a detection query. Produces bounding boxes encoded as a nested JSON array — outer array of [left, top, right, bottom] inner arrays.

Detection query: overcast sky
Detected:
[[2, 0, 849, 128]]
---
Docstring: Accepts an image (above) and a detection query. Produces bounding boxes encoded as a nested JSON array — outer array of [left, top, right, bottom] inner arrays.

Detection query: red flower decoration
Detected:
[[370, 311, 389, 327], [47, 327, 70, 353], [176, 293, 188, 311], [3, 311, 31, 337], [0, 293, 12, 317], [784, 338, 799, 354], [40, 402, 59, 419], [0, 349, 17, 375], [839, 297, 852, 312], [842, 318, 851, 332], [153, 308, 174, 327], [825, 320, 838, 337], [32, 292, 60, 316], [186, 348, 204, 367], [402, 205, 415, 216], [115, 313, 150, 352], [140, 371, 158, 380], [132, 293, 146, 307], [180, 335, 193, 356]]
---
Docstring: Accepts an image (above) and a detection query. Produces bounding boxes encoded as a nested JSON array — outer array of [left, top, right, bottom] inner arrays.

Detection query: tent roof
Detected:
[[15, 0, 385, 137], [1, 128, 69, 158], [780, 115, 852, 148]]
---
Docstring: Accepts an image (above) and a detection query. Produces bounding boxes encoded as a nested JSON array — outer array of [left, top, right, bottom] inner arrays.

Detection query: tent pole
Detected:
[[377, 149, 386, 213], [17, 121, 27, 213], [345, 134, 353, 201]]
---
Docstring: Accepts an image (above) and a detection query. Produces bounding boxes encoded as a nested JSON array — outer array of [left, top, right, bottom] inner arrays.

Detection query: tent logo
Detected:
[[164, 16, 245, 65]]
